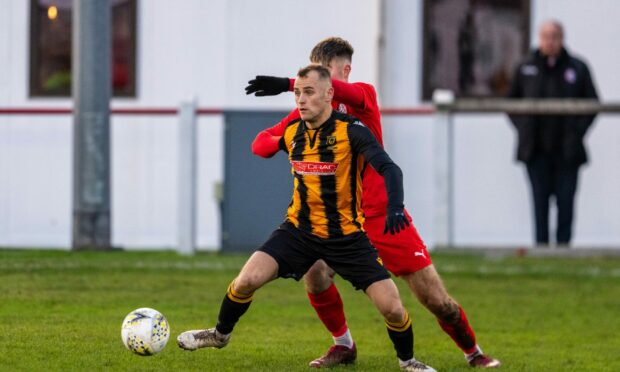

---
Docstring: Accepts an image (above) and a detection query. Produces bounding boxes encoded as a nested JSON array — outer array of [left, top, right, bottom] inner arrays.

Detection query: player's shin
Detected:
[[216, 280, 254, 335], [307, 283, 350, 341], [386, 311, 414, 362], [437, 305, 478, 355]]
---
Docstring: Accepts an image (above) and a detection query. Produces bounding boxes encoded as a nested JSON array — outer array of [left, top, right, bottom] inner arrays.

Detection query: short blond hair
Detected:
[[297, 64, 332, 81]]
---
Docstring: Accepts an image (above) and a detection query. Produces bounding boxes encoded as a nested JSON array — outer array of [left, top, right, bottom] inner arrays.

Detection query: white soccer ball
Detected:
[[121, 307, 170, 356]]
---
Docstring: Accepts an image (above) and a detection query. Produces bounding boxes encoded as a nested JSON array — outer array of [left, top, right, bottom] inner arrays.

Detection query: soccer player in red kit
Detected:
[[247, 37, 500, 369]]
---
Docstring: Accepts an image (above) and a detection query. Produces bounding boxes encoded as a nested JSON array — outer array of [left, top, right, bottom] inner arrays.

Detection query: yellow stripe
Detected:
[[287, 176, 301, 229], [285, 121, 302, 231], [333, 120, 354, 234], [302, 130, 328, 237], [385, 312, 412, 332], [226, 281, 253, 304], [283, 118, 366, 238], [228, 281, 252, 298]]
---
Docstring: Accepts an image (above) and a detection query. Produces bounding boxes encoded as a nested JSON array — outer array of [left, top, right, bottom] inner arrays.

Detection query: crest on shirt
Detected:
[[521, 64, 538, 76], [564, 68, 577, 84], [327, 136, 336, 145], [290, 140, 296, 150]]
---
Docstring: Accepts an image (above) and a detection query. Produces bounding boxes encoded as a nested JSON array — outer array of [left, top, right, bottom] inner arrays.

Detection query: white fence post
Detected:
[[432, 90, 455, 249], [177, 98, 197, 255]]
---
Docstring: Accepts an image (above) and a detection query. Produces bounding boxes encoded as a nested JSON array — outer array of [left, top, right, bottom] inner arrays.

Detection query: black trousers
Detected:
[[526, 154, 580, 244]]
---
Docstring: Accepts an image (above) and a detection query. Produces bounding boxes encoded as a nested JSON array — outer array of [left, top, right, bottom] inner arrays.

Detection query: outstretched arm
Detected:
[[245, 75, 368, 109], [251, 108, 299, 158], [348, 123, 408, 234]]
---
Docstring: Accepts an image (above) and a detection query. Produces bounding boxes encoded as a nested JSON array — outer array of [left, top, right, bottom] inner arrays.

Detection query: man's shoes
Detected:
[[468, 353, 501, 368], [177, 327, 230, 351], [400, 358, 437, 372], [309, 343, 357, 368]]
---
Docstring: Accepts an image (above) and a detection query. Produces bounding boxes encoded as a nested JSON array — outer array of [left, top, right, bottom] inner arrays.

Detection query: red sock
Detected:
[[438, 306, 478, 355], [307, 283, 348, 337]]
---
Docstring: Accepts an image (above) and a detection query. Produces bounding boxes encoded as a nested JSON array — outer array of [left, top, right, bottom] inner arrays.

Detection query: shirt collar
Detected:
[[301, 110, 336, 132]]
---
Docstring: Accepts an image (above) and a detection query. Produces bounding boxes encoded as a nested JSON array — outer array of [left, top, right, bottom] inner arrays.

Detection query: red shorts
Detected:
[[363, 209, 432, 276]]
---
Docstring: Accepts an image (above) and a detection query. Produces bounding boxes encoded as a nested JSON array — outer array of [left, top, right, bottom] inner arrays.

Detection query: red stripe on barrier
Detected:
[[0, 107, 215, 115], [380, 107, 435, 115], [196, 108, 225, 115], [0, 107, 434, 116], [0, 108, 73, 115], [113, 108, 178, 115], [0, 108, 181, 115]]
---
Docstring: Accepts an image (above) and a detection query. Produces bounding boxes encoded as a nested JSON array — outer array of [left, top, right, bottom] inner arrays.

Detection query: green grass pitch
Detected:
[[1, 249, 619, 371]]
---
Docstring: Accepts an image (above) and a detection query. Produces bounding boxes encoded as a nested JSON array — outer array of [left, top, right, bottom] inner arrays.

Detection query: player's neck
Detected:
[[305, 108, 333, 129]]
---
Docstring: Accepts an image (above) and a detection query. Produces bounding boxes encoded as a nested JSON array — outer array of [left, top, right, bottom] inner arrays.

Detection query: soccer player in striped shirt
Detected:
[[178, 65, 436, 372], [247, 37, 500, 369]]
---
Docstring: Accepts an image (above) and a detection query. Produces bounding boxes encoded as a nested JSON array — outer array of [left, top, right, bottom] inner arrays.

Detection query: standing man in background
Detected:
[[508, 20, 598, 247]]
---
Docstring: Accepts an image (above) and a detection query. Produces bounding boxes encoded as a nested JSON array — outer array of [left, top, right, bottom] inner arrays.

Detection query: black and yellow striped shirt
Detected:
[[279, 111, 404, 239]]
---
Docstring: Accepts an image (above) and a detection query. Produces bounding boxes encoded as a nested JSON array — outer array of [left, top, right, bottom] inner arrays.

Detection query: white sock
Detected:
[[465, 345, 483, 362], [332, 329, 354, 349]]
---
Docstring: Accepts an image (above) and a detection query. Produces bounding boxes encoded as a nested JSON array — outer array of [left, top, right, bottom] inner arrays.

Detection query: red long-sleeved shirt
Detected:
[[252, 79, 388, 218]]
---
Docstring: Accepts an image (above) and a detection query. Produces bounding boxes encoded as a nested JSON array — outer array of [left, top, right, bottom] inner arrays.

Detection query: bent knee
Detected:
[[303, 262, 334, 294], [382, 303, 406, 324], [233, 274, 263, 294]]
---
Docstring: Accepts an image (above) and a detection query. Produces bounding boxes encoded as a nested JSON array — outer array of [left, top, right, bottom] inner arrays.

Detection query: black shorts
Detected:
[[258, 222, 390, 291]]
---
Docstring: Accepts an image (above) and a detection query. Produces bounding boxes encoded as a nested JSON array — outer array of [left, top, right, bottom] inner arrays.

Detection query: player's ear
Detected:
[[326, 86, 334, 101], [343, 64, 351, 80]]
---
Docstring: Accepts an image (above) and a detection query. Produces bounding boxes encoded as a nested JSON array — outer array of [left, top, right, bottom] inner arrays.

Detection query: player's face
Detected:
[[539, 23, 563, 57], [294, 71, 334, 124]]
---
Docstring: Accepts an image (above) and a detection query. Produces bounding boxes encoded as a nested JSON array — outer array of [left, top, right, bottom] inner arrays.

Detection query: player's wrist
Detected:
[[387, 205, 404, 215], [274, 77, 290, 92]]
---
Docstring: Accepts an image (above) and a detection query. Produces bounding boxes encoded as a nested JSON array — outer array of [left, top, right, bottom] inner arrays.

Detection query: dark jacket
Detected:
[[507, 48, 598, 166]]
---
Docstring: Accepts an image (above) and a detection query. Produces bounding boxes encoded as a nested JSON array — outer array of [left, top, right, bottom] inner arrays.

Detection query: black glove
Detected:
[[383, 207, 410, 235], [245, 76, 290, 96]]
